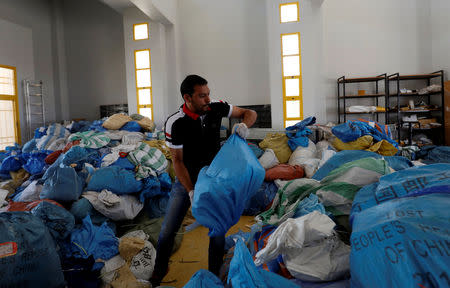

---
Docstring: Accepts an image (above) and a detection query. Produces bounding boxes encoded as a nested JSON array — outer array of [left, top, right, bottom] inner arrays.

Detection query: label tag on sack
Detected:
[[0, 242, 18, 258]]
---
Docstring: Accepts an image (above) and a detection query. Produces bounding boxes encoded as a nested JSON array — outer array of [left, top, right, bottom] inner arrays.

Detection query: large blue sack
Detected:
[[285, 116, 316, 150], [61, 215, 118, 261], [0, 212, 65, 288], [350, 163, 450, 220], [192, 134, 265, 236], [87, 166, 143, 194], [31, 201, 75, 240], [40, 166, 84, 202], [350, 192, 450, 288], [183, 269, 223, 288], [416, 145, 450, 164], [70, 198, 109, 225], [23, 152, 50, 175], [0, 155, 23, 172], [22, 138, 37, 153], [313, 150, 413, 181], [243, 181, 278, 216], [119, 121, 142, 132], [228, 239, 299, 288]]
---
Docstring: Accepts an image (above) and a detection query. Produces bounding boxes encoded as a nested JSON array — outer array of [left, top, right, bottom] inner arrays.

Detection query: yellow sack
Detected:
[[259, 133, 292, 163], [333, 135, 398, 156], [367, 140, 398, 156], [332, 135, 373, 151], [102, 113, 132, 130], [137, 117, 155, 132]]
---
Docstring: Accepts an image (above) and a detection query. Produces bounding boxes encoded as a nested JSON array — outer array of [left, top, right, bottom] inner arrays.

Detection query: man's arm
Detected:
[[230, 106, 257, 128], [170, 148, 194, 192]]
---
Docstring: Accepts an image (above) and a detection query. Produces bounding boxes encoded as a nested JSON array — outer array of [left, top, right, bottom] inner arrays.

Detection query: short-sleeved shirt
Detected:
[[165, 101, 233, 183]]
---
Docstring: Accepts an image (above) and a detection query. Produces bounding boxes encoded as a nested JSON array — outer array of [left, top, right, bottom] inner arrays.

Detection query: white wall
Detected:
[[0, 0, 57, 125], [0, 18, 34, 143], [431, 0, 450, 80], [322, 0, 432, 123], [123, 8, 171, 128], [62, 0, 127, 120], [265, 0, 324, 129], [177, 0, 270, 108]]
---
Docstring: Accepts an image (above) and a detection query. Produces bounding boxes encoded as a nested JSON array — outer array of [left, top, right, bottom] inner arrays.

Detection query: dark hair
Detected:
[[180, 75, 208, 98]]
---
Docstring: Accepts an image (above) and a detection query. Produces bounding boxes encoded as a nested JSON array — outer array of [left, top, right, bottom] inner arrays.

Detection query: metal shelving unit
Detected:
[[387, 70, 445, 145], [23, 80, 45, 141], [337, 74, 388, 124]]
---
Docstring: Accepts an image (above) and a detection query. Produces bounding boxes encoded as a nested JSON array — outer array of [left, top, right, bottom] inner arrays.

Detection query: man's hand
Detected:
[[189, 190, 194, 205], [232, 123, 249, 139]]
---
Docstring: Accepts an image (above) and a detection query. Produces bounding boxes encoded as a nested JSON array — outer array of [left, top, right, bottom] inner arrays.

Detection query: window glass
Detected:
[[283, 56, 300, 77], [138, 89, 151, 105], [134, 23, 149, 40], [286, 100, 301, 118], [135, 50, 150, 69], [0, 67, 14, 95], [285, 78, 299, 97], [137, 69, 151, 88], [139, 107, 152, 120], [282, 34, 299, 56], [280, 3, 298, 23]]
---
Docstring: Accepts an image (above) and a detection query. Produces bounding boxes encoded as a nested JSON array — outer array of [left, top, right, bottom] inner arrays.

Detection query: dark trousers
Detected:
[[151, 181, 225, 285]]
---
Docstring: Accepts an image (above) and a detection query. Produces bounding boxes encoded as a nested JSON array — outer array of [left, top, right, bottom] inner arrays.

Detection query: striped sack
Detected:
[[127, 142, 168, 180]]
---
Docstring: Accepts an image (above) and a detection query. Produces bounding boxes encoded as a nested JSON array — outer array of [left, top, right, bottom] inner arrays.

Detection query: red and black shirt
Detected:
[[164, 101, 232, 183]]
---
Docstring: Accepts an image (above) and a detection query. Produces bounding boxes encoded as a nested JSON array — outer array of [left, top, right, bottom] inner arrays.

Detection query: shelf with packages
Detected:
[[389, 90, 442, 97], [343, 111, 386, 115], [388, 70, 445, 146], [337, 74, 388, 124]]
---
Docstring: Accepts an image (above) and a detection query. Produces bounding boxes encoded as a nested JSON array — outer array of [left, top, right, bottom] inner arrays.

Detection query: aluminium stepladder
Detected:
[[23, 80, 45, 141]]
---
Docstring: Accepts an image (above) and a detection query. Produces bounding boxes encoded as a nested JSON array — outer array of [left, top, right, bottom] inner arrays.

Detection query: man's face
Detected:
[[185, 84, 211, 115]]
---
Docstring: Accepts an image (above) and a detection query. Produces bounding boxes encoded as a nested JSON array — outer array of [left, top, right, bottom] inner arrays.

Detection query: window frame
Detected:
[[280, 32, 303, 127], [133, 22, 149, 41], [279, 2, 300, 23], [0, 64, 20, 146], [134, 49, 154, 120]]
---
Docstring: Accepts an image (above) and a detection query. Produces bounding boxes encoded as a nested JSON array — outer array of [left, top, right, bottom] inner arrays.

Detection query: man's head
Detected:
[[180, 75, 210, 115]]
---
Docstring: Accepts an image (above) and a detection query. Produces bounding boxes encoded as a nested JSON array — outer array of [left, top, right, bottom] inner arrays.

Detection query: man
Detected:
[[150, 75, 257, 286]]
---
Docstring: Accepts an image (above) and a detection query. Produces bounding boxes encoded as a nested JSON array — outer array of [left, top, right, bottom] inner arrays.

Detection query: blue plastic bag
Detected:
[[350, 192, 450, 288], [111, 156, 135, 170], [22, 138, 37, 153], [34, 126, 47, 139], [243, 181, 278, 216], [61, 215, 118, 261], [183, 269, 224, 288], [70, 198, 109, 225], [228, 239, 299, 288], [31, 201, 75, 240], [293, 193, 327, 218], [0, 212, 65, 288], [87, 166, 143, 194], [40, 166, 84, 202], [23, 152, 49, 175], [285, 116, 316, 150], [193, 134, 265, 236], [119, 121, 141, 132], [0, 155, 23, 172]]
